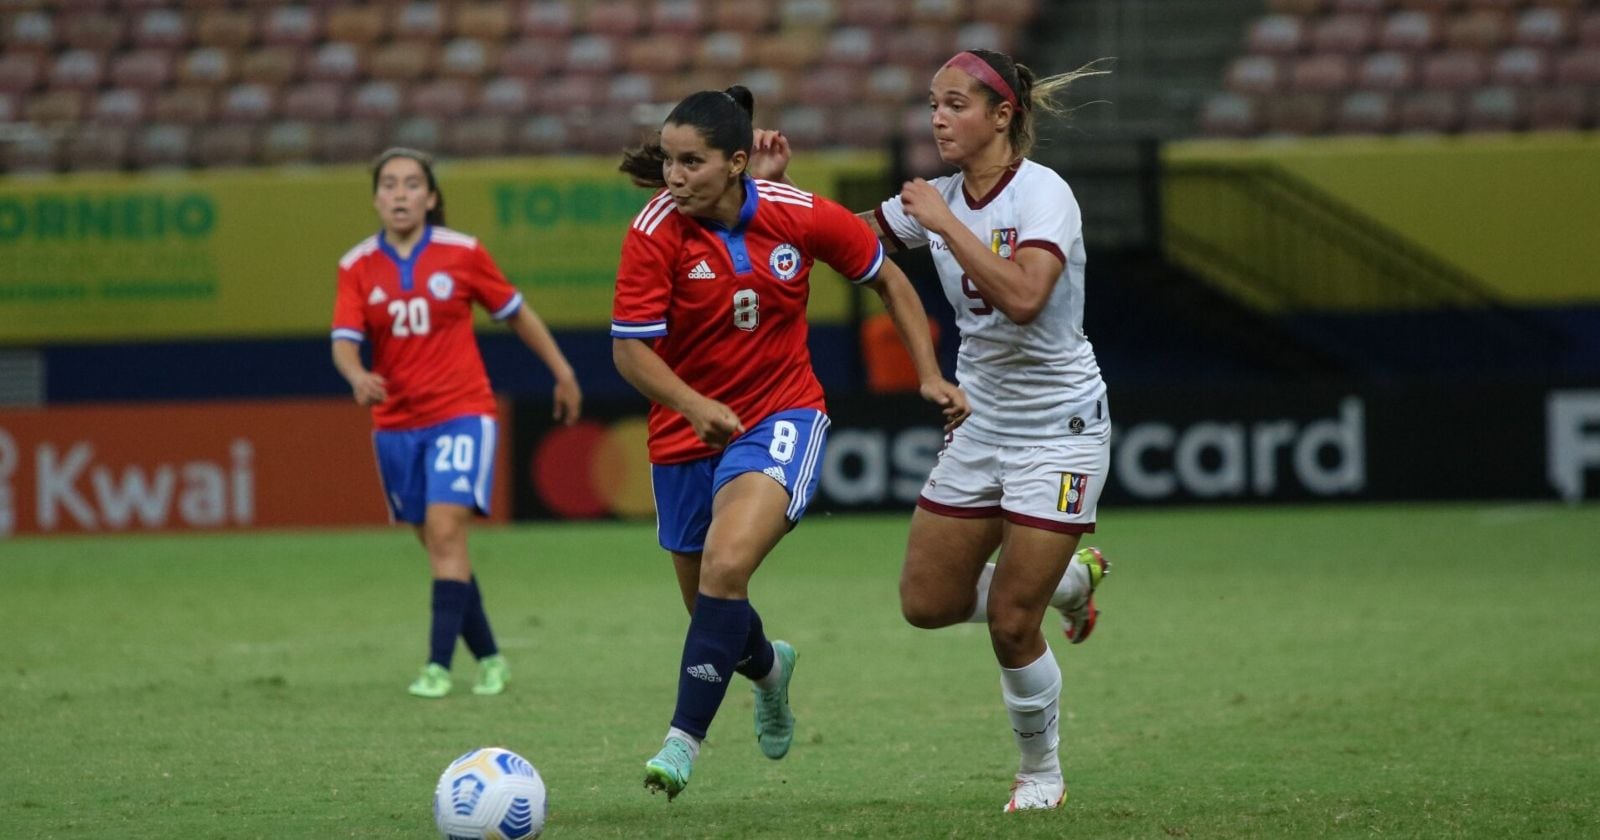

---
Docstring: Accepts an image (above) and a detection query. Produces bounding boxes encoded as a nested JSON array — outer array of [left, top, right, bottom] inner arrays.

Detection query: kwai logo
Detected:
[[27, 437, 256, 531]]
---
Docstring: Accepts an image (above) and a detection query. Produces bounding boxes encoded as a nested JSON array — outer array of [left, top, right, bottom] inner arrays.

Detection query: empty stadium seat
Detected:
[[737, 66, 792, 108], [608, 72, 656, 106], [305, 41, 362, 83], [516, 114, 569, 155], [151, 86, 213, 124], [1422, 49, 1488, 88], [1312, 13, 1378, 52], [1491, 45, 1550, 85], [759, 29, 825, 69], [796, 65, 859, 106], [91, 87, 146, 124], [780, 0, 838, 29], [563, 34, 618, 75], [520, 2, 576, 39], [1248, 15, 1306, 54], [1527, 87, 1589, 129], [954, 21, 1013, 54], [262, 6, 320, 47], [910, 0, 963, 27], [842, 0, 902, 27], [318, 120, 381, 163], [0, 53, 43, 93], [1398, 89, 1460, 132], [194, 123, 254, 167], [180, 46, 235, 86], [1555, 46, 1600, 84], [777, 103, 826, 147], [1200, 92, 1259, 137], [478, 76, 532, 115], [625, 34, 690, 74], [49, 49, 105, 90], [0, 92, 13, 123], [281, 81, 342, 121], [3, 126, 59, 172], [219, 82, 275, 122], [1380, 9, 1441, 50], [26, 89, 84, 123], [62, 12, 122, 51], [882, 25, 949, 69], [394, 2, 446, 41], [970, 0, 1038, 27], [453, 3, 512, 41], [1336, 89, 1398, 132], [1357, 49, 1417, 88], [715, 0, 776, 32], [410, 78, 470, 118], [542, 75, 602, 110], [695, 31, 750, 70], [1446, 8, 1511, 49], [823, 26, 879, 66], [325, 7, 385, 44], [194, 9, 255, 49], [864, 64, 916, 103], [586, 0, 646, 36], [1228, 55, 1282, 94], [1291, 54, 1352, 91], [369, 41, 435, 80], [1515, 7, 1574, 47], [349, 80, 404, 120], [393, 115, 443, 152], [133, 8, 187, 49], [134, 123, 191, 168], [65, 126, 130, 171], [7, 11, 54, 52], [112, 49, 173, 89], [447, 114, 512, 158], [498, 40, 561, 77], [438, 37, 494, 79], [239, 45, 300, 85], [1464, 85, 1523, 130], [260, 120, 315, 165], [1265, 92, 1333, 134]]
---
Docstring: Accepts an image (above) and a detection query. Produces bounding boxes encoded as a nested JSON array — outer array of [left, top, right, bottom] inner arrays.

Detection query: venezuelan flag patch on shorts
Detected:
[[1058, 472, 1089, 514]]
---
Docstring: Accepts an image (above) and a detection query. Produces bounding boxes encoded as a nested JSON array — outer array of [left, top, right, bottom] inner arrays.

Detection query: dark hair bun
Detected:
[[724, 85, 755, 120]]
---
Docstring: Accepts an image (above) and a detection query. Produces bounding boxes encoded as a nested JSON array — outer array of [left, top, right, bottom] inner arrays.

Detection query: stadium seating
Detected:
[[0, 0, 1040, 172], [1204, 0, 1600, 136]]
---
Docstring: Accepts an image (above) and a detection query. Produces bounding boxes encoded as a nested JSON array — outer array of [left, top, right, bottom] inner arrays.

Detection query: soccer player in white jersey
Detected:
[[752, 47, 1113, 811]]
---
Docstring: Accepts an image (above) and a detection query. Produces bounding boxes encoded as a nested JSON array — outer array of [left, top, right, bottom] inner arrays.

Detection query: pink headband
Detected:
[[941, 51, 1018, 108]]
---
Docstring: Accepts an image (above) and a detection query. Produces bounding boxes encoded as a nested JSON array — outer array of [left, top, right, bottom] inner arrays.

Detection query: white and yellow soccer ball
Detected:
[[432, 747, 547, 839]]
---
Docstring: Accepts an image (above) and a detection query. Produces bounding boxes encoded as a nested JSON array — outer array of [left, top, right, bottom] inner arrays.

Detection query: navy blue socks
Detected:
[[459, 575, 499, 659], [734, 603, 775, 681], [428, 579, 471, 668], [670, 594, 753, 739]]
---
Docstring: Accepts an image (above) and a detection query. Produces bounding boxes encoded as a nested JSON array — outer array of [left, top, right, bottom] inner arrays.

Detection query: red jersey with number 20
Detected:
[[612, 177, 885, 464], [331, 225, 523, 431]]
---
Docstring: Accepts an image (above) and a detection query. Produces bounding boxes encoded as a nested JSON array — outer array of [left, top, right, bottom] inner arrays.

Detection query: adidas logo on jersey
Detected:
[[450, 476, 472, 493], [763, 466, 788, 488], [686, 664, 723, 683], [367, 287, 388, 305], [688, 260, 717, 280]]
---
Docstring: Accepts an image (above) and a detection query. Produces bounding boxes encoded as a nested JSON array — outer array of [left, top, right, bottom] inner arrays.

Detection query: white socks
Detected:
[[752, 647, 784, 692], [999, 649, 1062, 777], [666, 727, 702, 759], [965, 557, 1088, 623], [964, 562, 997, 623]]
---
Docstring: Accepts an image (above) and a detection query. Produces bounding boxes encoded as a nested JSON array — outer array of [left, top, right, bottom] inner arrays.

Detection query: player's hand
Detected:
[[552, 376, 582, 426], [748, 129, 792, 183], [899, 178, 957, 237], [686, 397, 745, 450], [351, 372, 387, 406], [920, 378, 970, 432]]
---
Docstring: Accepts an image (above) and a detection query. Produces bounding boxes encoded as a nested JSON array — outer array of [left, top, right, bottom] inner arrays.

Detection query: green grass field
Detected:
[[4, 503, 1598, 839]]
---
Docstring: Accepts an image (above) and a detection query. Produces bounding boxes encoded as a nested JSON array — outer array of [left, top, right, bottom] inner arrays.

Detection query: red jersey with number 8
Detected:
[[331, 226, 523, 430], [612, 177, 885, 464]]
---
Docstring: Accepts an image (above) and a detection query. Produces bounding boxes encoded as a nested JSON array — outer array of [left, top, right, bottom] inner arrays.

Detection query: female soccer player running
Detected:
[[759, 49, 1114, 811], [612, 87, 967, 801], [883, 49, 1113, 813], [330, 148, 582, 698]]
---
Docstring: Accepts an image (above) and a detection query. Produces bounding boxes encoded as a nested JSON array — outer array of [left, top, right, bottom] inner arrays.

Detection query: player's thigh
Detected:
[[419, 415, 498, 516], [990, 523, 1079, 615], [901, 505, 1002, 605], [700, 472, 793, 596]]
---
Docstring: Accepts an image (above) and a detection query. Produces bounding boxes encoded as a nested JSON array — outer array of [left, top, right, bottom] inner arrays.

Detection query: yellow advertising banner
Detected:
[[0, 152, 885, 344]]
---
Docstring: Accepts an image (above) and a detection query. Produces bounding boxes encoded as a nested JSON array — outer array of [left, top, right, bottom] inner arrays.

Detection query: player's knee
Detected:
[[697, 553, 753, 599], [987, 611, 1038, 656], [899, 582, 963, 629]]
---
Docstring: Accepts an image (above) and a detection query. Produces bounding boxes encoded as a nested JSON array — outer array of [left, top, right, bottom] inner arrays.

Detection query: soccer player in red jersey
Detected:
[[612, 87, 968, 800], [330, 148, 582, 698]]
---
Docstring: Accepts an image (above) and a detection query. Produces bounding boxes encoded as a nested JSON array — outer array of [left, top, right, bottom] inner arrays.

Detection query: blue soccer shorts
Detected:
[[652, 408, 830, 553], [371, 414, 498, 524]]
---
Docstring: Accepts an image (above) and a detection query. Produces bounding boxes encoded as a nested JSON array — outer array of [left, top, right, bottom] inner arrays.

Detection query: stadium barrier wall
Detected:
[[508, 385, 1600, 520], [0, 152, 885, 346], [0, 398, 511, 538]]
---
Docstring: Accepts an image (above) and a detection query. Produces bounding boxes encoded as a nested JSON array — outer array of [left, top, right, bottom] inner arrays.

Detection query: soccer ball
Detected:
[[432, 747, 547, 839]]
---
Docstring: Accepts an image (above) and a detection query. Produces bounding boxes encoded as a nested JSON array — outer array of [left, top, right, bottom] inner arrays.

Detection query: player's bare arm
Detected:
[[331, 339, 387, 406], [612, 337, 745, 449], [899, 178, 1065, 325], [508, 305, 583, 425], [863, 260, 970, 431]]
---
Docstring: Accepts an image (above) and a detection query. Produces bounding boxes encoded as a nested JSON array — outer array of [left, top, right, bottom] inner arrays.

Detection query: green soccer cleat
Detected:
[[472, 654, 508, 696], [643, 736, 695, 801], [407, 663, 452, 699], [753, 640, 798, 759], [1061, 547, 1110, 644]]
